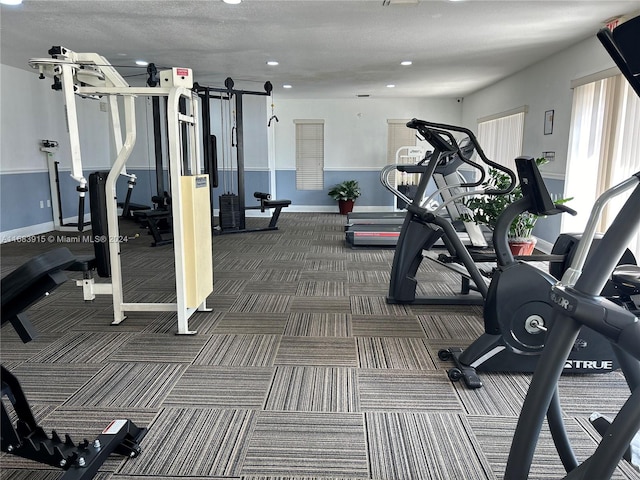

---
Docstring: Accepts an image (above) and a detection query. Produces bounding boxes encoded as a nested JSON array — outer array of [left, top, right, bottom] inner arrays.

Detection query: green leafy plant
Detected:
[[460, 158, 570, 241], [328, 180, 361, 201]]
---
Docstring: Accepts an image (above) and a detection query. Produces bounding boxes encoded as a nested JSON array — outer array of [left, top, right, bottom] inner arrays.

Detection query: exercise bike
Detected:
[[438, 155, 622, 388]]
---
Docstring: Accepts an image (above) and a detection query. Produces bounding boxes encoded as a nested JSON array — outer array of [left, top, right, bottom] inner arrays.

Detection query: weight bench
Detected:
[[132, 209, 173, 246], [118, 201, 151, 220], [247, 191, 291, 230], [1, 248, 146, 479]]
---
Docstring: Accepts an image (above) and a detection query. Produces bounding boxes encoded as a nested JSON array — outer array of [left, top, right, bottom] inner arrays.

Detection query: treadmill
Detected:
[[346, 211, 406, 226], [345, 223, 404, 247], [345, 140, 491, 248], [345, 145, 426, 232]]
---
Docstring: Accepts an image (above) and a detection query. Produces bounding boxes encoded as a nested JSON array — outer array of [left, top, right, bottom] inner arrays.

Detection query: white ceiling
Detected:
[[1, 1, 639, 99]]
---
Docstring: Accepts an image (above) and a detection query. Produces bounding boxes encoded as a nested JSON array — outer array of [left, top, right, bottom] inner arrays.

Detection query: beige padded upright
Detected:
[[180, 175, 213, 308]]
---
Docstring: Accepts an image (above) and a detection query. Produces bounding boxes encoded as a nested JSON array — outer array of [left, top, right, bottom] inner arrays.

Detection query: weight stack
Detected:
[[219, 193, 241, 230]]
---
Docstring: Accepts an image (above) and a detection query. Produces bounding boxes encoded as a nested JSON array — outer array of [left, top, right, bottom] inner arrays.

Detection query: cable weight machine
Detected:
[[194, 78, 291, 234]]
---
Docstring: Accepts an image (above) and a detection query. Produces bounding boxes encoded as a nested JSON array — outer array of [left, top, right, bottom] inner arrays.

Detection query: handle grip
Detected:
[[77, 195, 85, 232]]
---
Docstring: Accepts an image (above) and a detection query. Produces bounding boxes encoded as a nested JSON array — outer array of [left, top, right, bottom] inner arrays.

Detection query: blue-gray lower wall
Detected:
[[532, 177, 566, 245], [1, 169, 162, 232], [0, 169, 568, 247], [276, 170, 394, 207], [213, 171, 272, 210], [0, 172, 53, 231], [0, 169, 275, 233]]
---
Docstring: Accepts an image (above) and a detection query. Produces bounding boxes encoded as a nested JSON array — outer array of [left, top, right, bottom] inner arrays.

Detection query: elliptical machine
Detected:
[[439, 156, 621, 388], [386, 120, 514, 306]]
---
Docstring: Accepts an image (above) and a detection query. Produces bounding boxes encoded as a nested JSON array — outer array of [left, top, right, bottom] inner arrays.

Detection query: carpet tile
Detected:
[[63, 362, 187, 408], [119, 408, 257, 477], [358, 369, 462, 412], [366, 412, 495, 480], [163, 365, 274, 409], [194, 334, 281, 366], [356, 337, 437, 370], [283, 313, 352, 337], [241, 412, 369, 477], [264, 366, 359, 412], [275, 336, 358, 367]]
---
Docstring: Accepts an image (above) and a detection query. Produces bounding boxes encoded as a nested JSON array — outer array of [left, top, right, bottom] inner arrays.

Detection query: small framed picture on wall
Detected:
[[544, 110, 554, 135]]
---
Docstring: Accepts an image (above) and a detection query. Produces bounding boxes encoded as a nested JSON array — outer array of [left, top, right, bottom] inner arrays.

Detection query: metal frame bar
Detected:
[[29, 48, 212, 335]]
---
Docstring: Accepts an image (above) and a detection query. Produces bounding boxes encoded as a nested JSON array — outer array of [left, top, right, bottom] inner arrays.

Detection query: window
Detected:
[[387, 119, 416, 164], [477, 107, 527, 173], [295, 120, 324, 190], [564, 74, 640, 256]]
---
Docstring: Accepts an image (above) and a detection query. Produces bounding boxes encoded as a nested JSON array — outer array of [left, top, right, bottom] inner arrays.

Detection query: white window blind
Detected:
[[295, 120, 324, 190], [477, 108, 526, 174], [564, 75, 640, 256], [387, 120, 416, 164]]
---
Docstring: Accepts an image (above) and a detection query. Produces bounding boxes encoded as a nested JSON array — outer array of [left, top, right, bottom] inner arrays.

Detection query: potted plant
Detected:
[[460, 158, 569, 256], [328, 180, 361, 215]]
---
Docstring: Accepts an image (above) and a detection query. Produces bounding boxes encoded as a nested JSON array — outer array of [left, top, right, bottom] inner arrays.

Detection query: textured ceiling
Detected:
[[1, 0, 639, 99]]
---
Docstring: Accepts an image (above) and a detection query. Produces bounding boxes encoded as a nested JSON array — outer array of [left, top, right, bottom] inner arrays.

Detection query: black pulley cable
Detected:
[[268, 98, 278, 127]]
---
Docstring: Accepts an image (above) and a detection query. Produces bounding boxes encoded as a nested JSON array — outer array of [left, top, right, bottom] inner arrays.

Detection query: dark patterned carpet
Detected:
[[1, 213, 638, 479]]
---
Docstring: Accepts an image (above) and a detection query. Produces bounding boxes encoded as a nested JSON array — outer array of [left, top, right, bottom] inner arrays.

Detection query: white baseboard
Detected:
[[1, 221, 55, 243], [281, 205, 395, 213], [534, 236, 554, 254]]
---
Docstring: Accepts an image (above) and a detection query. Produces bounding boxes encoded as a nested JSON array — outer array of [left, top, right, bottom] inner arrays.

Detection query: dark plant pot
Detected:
[[338, 199, 355, 215], [509, 238, 536, 256]]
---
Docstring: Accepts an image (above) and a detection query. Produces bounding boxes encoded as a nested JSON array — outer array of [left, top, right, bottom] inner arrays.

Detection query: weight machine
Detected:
[[29, 47, 213, 334], [194, 79, 291, 234]]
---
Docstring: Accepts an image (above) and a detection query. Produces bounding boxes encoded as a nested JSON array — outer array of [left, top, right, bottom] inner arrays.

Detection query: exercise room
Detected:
[[1, 1, 640, 479]]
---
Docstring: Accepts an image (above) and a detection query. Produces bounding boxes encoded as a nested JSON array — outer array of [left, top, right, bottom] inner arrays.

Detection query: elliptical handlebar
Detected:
[[379, 164, 414, 206], [419, 126, 486, 189], [407, 118, 516, 195]]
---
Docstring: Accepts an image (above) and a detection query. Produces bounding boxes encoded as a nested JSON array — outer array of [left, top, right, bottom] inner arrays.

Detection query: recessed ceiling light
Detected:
[[283, 84, 292, 89], [401, 61, 412, 66], [266, 61, 279, 66], [135, 60, 149, 66], [386, 84, 396, 88], [223, 0, 241, 4], [0, 0, 23, 5]]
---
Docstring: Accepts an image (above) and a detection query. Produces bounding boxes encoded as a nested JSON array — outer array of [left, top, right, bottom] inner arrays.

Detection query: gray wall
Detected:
[[460, 35, 617, 247]]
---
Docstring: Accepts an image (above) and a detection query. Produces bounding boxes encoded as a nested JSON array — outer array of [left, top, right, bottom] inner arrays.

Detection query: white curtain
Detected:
[[607, 79, 640, 257], [564, 75, 640, 257], [477, 110, 525, 174]]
